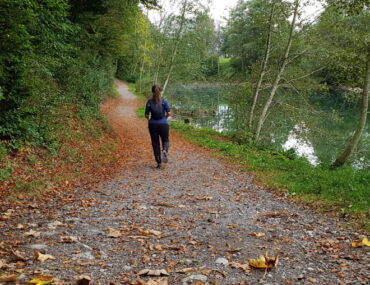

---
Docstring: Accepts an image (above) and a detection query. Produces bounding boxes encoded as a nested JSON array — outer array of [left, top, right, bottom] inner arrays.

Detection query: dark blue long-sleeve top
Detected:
[[145, 99, 170, 124]]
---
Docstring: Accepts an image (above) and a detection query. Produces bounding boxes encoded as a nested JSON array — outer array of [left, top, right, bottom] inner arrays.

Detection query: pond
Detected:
[[165, 84, 370, 169]]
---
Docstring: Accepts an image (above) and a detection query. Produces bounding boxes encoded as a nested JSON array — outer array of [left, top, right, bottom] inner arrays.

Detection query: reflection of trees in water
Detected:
[[166, 84, 370, 168]]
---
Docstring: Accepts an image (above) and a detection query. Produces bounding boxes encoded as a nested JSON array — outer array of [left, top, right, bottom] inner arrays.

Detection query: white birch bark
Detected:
[[248, 1, 276, 129]]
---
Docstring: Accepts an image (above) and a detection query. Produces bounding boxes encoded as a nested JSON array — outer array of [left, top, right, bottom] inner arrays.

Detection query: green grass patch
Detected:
[[169, 121, 370, 231], [219, 57, 231, 64]]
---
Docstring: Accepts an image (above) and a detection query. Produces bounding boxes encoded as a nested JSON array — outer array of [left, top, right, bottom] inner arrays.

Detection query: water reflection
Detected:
[[282, 122, 319, 166], [167, 84, 369, 169]]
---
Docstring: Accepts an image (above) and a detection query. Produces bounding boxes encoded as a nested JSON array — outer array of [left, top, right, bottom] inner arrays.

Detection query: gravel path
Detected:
[[1, 81, 369, 285]]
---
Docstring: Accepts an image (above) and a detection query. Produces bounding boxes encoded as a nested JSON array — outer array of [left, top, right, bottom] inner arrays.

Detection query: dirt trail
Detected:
[[1, 80, 369, 285]]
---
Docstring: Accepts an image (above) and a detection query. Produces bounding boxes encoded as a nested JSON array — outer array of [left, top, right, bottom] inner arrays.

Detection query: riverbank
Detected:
[[170, 122, 370, 231]]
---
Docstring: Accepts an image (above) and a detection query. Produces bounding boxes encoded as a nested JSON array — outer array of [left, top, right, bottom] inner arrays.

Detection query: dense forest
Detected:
[[0, 0, 369, 179]]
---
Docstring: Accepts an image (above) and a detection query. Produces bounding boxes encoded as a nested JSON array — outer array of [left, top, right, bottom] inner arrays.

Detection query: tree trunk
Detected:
[[254, 0, 300, 141], [153, 45, 163, 84], [248, 1, 276, 129], [162, 0, 188, 95], [138, 40, 147, 92], [331, 47, 370, 169]]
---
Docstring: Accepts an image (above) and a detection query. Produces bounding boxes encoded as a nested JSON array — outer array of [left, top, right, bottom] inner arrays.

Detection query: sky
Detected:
[[147, 0, 324, 26], [210, 0, 238, 24]]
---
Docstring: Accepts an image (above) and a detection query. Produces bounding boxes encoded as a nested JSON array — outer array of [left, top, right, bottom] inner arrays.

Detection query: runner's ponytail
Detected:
[[151, 85, 161, 104]]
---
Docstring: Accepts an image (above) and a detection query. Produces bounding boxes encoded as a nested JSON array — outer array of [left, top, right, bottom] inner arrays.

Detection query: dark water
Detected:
[[166, 84, 370, 168]]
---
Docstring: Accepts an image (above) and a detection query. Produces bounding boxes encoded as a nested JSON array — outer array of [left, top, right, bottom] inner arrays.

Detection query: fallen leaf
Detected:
[[16, 224, 26, 229], [0, 274, 18, 282], [29, 275, 55, 285], [51, 221, 64, 227], [75, 275, 92, 285], [146, 278, 168, 285], [34, 251, 56, 262], [350, 237, 370, 248], [176, 267, 195, 274], [11, 249, 27, 261], [60, 236, 78, 243], [249, 232, 265, 238], [308, 277, 317, 283], [137, 269, 169, 276], [106, 228, 122, 238], [24, 229, 41, 238], [248, 252, 279, 269], [196, 196, 213, 201], [140, 229, 162, 237], [229, 262, 251, 272]]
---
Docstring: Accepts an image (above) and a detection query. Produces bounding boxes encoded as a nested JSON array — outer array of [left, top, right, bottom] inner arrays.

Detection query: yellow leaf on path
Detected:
[[350, 237, 370, 248], [29, 275, 55, 285], [248, 252, 279, 269], [0, 274, 18, 282], [34, 251, 56, 262], [137, 269, 169, 276]]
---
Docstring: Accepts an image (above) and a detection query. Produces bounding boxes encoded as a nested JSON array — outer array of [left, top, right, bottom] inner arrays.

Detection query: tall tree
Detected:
[[248, 0, 276, 129], [254, 0, 300, 141]]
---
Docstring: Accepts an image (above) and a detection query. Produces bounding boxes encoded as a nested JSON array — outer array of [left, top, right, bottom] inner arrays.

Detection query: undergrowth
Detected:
[[0, 86, 121, 201]]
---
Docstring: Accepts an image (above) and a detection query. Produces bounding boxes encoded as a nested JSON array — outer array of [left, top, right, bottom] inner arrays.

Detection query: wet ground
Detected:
[[0, 81, 369, 285]]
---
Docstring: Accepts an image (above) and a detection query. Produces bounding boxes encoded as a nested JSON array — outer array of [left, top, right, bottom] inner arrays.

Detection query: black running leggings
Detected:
[[148, 123, 169, 163]]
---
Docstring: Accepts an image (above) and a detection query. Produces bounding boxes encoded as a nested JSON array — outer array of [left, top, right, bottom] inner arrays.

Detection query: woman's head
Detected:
[[151, 85, 161, 103]]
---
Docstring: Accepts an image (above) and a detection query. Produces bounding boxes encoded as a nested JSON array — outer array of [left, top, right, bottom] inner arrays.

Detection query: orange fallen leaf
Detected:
[[248, 252, 279, 269]]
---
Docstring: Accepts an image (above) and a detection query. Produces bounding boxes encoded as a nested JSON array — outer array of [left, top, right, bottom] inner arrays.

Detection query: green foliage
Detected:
[[0, 0, 151, 152]]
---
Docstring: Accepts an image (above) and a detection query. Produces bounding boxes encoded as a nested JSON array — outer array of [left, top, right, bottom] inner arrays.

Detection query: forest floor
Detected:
[[0, 80, 369, 285]]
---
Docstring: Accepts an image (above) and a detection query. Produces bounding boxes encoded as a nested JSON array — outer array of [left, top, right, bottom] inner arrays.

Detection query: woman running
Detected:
[[145, 85, 171, 169]]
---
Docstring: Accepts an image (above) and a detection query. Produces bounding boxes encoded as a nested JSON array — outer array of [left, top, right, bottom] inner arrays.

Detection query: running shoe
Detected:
[[162, 150, 168, 163]]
